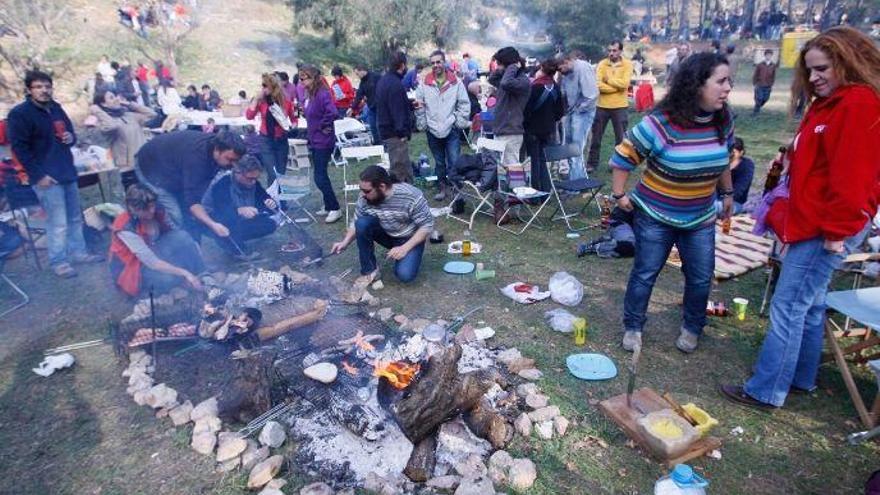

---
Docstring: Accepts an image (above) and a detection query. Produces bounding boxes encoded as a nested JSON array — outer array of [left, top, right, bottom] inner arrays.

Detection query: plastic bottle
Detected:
[[654, 464, 708, 495], [418, 153, 431, 177], [462, 228, 472, 257], [573, 317, 587, 345]]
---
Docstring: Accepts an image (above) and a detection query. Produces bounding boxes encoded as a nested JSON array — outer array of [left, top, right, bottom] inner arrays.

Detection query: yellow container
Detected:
[[573, 317, 587, 346], [681, 403, 719, 437], [780, 31, 819, 68]]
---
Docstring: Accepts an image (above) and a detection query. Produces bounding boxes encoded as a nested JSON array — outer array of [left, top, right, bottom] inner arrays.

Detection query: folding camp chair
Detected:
[[340, 145, 389, 223], [495, 157, 553, 236], [331, 118, 374, 167], [446, 137, 504, 230], [1, 180, 44, 270], [543, 143, 605, 232], [824, 286, 880, 428], [0, 246, 29, 319]]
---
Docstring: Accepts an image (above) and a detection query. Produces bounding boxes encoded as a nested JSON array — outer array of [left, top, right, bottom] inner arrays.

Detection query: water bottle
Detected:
[[418, 153, 431, 177], [654, 464, 708, 495]]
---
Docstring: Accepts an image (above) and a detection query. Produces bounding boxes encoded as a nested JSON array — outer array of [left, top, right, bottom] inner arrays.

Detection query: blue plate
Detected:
[[566, 353, 618, 380], [443, 261, 475, 274]]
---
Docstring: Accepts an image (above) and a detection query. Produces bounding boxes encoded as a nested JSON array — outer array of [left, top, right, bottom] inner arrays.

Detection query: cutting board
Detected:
[[598, 387, 722, 467]]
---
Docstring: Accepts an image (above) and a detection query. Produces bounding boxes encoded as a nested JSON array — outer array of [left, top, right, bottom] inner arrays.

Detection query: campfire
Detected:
[[117, 265, 554, 493], [373, 360, 421, 390]]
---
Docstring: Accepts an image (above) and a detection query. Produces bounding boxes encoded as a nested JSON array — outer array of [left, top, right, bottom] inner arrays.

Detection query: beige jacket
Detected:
[[90, 103, 156, 171]]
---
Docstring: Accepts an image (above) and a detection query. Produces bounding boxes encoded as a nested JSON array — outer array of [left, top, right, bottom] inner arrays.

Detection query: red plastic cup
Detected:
[[52, 120, 66, 140]]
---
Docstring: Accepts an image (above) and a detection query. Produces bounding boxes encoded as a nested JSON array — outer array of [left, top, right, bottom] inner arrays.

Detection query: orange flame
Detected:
[[373, 360, 421, 390], [341, 360, 358, 376], [355, 337, 376, 353]]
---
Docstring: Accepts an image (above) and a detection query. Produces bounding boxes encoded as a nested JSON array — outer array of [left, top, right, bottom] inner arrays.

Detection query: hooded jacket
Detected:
[[487, 65, 530, 136], [781, 84, 880, 243], [414, 70, 471, 139]]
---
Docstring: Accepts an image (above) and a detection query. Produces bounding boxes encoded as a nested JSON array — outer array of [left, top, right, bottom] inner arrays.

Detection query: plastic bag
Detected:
[[548, 271, 584, 306], [545, 308, 577, 333], [500, 282, 550, 304]]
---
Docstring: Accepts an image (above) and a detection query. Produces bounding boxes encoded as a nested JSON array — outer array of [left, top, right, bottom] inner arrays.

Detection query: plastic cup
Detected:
[[732, 297, 749, 321], [52, 120, 66, 140]]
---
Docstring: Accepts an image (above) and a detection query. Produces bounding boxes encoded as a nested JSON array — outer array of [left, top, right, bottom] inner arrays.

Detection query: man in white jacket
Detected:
[[415, 50, 471, 201], [559, 51, 599, 179]]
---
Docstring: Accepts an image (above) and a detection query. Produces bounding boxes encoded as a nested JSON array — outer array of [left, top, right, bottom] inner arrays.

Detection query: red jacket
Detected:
[[784, 84, 880, 243], [329, 76, 355, 110], [245, 98, 297, 139]]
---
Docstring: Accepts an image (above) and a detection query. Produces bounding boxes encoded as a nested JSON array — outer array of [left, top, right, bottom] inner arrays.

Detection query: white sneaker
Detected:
[[622, 331, 642, 352], [325, 210, 342, 223], [315, 208, 329, 216]]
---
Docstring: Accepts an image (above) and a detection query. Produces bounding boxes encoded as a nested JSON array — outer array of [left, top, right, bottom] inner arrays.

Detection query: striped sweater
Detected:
[[610, 109, 734, 229]]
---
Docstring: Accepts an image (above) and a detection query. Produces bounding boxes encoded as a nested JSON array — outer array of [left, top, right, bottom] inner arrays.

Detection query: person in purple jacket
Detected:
[[299, 65, 342, 223]]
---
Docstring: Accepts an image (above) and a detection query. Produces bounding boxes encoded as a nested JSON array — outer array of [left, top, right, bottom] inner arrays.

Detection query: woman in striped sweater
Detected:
[[610, 52, 734, 354]]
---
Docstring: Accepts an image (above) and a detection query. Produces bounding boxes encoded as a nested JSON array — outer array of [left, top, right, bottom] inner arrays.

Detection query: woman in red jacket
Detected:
[[721, 27, 880, 410], [245, 73, 297, 185], [329, 66, 355, 119]]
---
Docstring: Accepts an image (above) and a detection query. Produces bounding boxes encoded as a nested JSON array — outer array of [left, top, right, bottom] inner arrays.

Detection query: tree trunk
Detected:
[[820, 0, 838, 30], [742, 0, 757, 36], [679, 0, 690, 39]]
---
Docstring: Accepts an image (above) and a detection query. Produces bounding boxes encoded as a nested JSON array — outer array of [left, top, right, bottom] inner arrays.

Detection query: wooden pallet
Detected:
[[598, 387, 722, 467], [667, 215, 774, 280]]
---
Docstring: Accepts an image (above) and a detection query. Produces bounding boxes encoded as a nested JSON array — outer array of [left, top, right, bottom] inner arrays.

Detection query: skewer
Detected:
[[44, 339, 107, 355]]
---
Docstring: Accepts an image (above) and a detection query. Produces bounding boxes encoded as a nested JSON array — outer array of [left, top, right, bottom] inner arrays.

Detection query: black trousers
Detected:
[[587, 107, 628, 169]]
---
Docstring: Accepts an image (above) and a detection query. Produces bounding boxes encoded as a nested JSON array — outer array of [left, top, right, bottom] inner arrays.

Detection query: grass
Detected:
[[4, 101, 876, 495]]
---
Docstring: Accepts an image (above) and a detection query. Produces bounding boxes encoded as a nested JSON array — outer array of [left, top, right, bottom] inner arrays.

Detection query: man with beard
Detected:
[[199, 155, 278, 259], [330, 165, 433, 284]]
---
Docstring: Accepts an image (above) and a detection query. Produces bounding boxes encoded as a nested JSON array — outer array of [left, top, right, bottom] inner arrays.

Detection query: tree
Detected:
[[0, 0, 75, 99], [120, 2, 201, 81], [289, 0, 459, 65], [539, 0, 626, 60]]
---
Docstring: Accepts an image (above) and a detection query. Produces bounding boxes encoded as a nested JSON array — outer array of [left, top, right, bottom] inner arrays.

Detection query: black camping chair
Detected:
[[544, 144, 605, 232], [1, 177, 45, 270], [0, 224, 29, 318]]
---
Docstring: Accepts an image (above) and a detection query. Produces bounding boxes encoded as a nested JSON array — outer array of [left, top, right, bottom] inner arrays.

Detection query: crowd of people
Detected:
[[2, 26, 879, 421]]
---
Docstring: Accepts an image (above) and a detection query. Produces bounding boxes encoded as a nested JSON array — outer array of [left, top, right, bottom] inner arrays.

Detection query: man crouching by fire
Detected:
[[109, 184, 205, 296]]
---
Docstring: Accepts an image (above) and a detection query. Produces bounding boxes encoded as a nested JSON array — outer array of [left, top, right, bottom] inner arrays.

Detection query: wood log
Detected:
[[464, 397, 513, 449], [219, 351, 273, 423], [403, 435, 436, 482], [256, 299, 328, 341], [392, 344, 495, 443]]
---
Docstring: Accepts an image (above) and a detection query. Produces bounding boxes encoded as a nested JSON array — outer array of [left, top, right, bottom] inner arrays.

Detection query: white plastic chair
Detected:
[[341, 145, 389, 223], [332, 117, 373, 167]]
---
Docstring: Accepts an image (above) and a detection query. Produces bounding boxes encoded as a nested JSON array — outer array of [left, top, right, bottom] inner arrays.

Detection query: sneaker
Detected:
[[325, 210, 342, 223], [71, 253, 106, 264], [675, 328, 699, 353], [353, 268, 381, 288], [433, 190, 447, 201], [315, 208, 329, 216], [622, 330, 642, 352], [52, 263, 77, 278]]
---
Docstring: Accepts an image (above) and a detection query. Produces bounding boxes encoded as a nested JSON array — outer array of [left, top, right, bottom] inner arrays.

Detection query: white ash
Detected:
[[284, 407, 413, 484], [433, 417, 492, 477], [457, 344, 496, 374]]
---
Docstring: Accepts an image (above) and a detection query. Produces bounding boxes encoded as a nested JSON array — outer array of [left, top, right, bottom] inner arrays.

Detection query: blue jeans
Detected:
[[425, 129, 461, 184], [311, 147, 340, 211], [564, 108, 596, 180], [364, 105, 380, 145], [260, 135, 290, 186], [32, 182, 89, 267], [744, 224, 870, 407], [355, 215, 424, 283], [753, 85, 772, 114], [623, 209, 715, 336]]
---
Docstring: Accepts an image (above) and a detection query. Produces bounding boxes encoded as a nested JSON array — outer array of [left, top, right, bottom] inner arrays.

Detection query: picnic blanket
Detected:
[[667, 215, 774, 280]]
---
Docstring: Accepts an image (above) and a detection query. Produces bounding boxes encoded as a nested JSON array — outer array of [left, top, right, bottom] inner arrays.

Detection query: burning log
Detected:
[[464, 397, 513, 449], [404, 435, 437, 482], [390, 344, 495, 443], [326, 393, 386, 441], [256, 299, 328, 341]]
